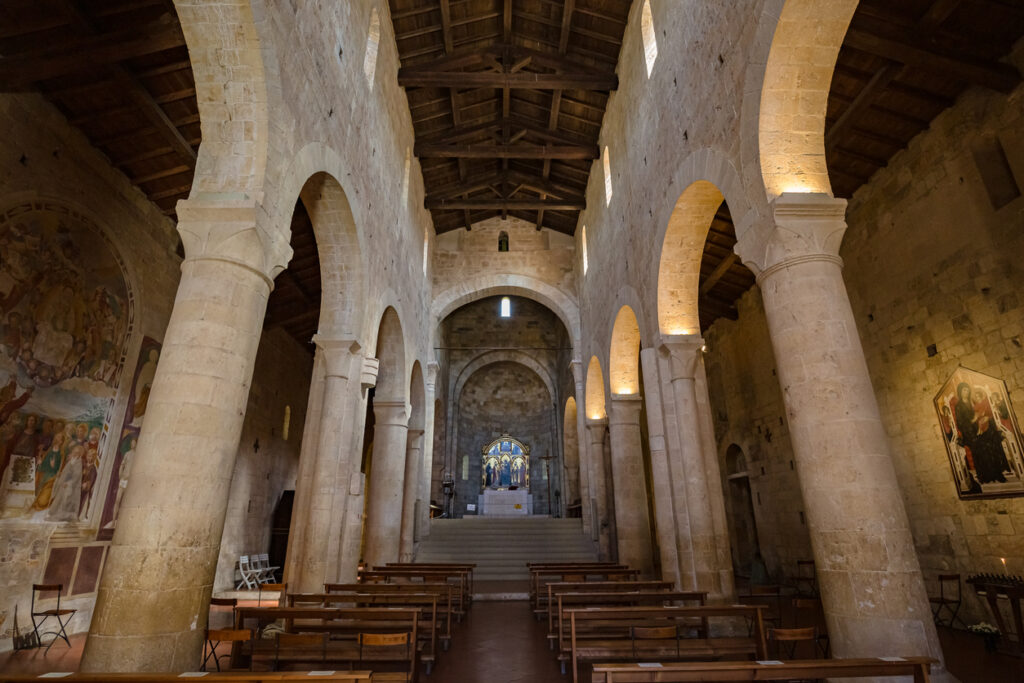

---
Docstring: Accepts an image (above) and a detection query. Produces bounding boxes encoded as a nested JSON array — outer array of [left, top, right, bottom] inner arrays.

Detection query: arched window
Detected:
[[363, 7, 381, 89], [498, 231, 509, 252], [581, 225, 589, 275], [402, 146, 411, 204], [500, 296, 511, 318], [282, 405, 291, 440], [641, 0, 658, 77], [603, 146, 613, 206], [422, 227, 429, 276]]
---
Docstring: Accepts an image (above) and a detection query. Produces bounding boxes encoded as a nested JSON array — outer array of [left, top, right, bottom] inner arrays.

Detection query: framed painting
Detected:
[[935, 367, 1024, 499]]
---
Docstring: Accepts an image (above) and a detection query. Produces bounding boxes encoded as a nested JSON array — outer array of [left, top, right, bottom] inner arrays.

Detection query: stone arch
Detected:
[[657, 180, 726, 336], [585, 356, 607, 420], [175, 0, 272, 198], [285, 172, 366, 338], [755, 0, 859, 198], [609, 307, 642, 395], [453, 351, 557, 406], [431, 274, 581, 347], [373, 307, 407, 402], [563, 396, 580, 505]]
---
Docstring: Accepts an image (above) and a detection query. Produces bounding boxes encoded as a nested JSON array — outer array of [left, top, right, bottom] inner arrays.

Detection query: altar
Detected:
[[478, 488, 533, 516]]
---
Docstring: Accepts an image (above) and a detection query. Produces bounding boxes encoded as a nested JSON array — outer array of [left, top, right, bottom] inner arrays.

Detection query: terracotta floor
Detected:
[[3, 604, 1024, 682]]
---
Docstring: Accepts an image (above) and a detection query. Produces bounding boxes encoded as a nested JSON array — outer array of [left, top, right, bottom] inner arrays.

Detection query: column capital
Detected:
[[585, 417, 608, 440], [609, 393, 643, 425], [659, 334, 705, 380], [425, 361, 440, 394], [407, 428, 426, 438], [734, 193, 848, 281], [569, 357, 585, 385], [373, 400, 409, 426], [176, 198, 293, 286], [360, 357, 380, 394], [312, 335, 361, 378]]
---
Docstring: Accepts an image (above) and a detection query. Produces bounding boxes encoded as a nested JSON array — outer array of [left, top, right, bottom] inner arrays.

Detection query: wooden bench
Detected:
[[233, 606, 418, 679], [565, 605, 767, 683], [551, 592, 707, 653], [540, 581, 674, 627], [360, 569, 470, 613], [531, 567, 637, 610], [382, 563, 476, 598], [591, 657, 936, 682], [288, 592, 444, 671], [342, 577, 465, 624], [1, 674, 371, 683]]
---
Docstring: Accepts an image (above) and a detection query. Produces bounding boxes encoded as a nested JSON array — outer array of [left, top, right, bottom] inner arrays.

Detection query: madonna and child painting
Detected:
[[935, 367, 1024, 499]]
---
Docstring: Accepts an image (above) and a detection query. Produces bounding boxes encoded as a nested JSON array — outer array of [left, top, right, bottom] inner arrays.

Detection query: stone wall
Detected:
[[0, 92, 181, 649], [215, 328, 312, 591]]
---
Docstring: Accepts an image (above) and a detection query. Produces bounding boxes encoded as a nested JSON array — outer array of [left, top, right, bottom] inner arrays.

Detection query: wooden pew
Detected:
[[360, 568, 470, 613], [529, 564, 633, 608], [565, 605, 767, 683], [531, 567, 638, 610], [233, 606, 418, 679], [327, 581, 461, 632], [383, 563, 476, 598], [552, 592, 707, 653], [1, 675, 371, 683], [591, 657, 936, 682], [288, 592, 443, 671], [540, 580, 674, 627]]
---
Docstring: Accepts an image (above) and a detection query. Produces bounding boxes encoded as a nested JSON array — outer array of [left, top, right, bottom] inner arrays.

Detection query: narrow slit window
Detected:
[[402, 147, 411, 204], [500, 296, 511, 318], [581, 225, 589, 275], [498, 231, 509, 252], [422, 227, 429, 276], [642, 0, 658, 77], [363, 7, 381, 89], [282, 405, 291, 441], [603, 147, 613, 206]]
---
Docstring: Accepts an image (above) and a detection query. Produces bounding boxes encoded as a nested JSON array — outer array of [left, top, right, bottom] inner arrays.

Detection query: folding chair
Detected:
[[31, 583, 76, 651], [274, 632, 327, 671], [930, 573, 965, 628], [203, 627, 252, 671], [237, 555, 260, 589], [747, 584, 783, 633], [769, 626, 818, 659], [794, 559, 818, 597], [257, 553, 280, 584], [209, 596, 238, 630], [791, 597, 830, 656]]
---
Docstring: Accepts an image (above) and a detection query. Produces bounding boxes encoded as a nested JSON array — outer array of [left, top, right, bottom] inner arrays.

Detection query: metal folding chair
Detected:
[[31, 584, 77, 651], [236, 555, 260, 589], [203, 627, 252, 671]]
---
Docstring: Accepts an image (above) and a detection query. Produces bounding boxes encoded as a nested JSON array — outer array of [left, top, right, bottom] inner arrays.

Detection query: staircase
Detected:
[[415, 517, 598, 581]]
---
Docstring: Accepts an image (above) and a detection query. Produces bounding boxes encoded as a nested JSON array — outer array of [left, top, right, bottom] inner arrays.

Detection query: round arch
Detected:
[[373, 306, 407, 402], [657, 180, 725, 336], [609, 307, 641, 395], [453, 350, 557, 407], [585, 356, 607, 420], [431, 274, 581, 347], [409, 361, 425, 431], [756, 0, 859, 198]]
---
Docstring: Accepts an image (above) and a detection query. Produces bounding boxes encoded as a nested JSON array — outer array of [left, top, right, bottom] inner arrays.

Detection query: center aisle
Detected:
[[430, 601, 564, 683]]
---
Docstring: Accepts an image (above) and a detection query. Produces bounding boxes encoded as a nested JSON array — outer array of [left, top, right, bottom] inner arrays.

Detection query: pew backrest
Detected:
[[591, 657, 935, 683]]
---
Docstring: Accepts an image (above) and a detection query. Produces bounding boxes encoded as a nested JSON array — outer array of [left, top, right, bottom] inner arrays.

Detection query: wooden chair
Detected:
[[630, 625, 679, 659], [768, 626, 818, 659], [203, 627, 252, 671], [274, 632, 327, 671], [30, 583, 76, 651], [358, 632, 412, 683], [745, 584, 783, 633], [259, 582, 286, 607], [237, 555, 261, 589], [929, 574, 965, 628]]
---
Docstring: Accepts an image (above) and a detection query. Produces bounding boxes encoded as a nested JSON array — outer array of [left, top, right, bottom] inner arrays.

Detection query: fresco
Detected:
[[98, 336, 160, 537], [0, 201, 131, 520]]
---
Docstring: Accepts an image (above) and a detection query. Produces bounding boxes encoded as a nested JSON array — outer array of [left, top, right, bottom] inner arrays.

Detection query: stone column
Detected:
[[735, 193, 946, 669], [607, 394, 655, 575], [660, 335, 733, 599], [363, 400, 409, 567], [570, 360, 594, 538], [288, 336, 361, 592], [82, 201, 291, 671], [585, 418, 613, 560], [399, 428, 425, 560], [639, 348, 682, 588]]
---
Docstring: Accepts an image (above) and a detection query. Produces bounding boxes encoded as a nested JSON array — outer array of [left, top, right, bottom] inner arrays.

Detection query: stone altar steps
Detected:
[[415, 517, 598, 581]]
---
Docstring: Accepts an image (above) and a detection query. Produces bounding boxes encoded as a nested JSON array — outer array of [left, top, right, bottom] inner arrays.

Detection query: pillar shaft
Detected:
[[661, 336, 733, 599], [570, 361, 594, 538], [83, 202, 289, 671], [416, 362, 440, 541], [290, 337, 360, 592], [607, 394, 654, 575], [585, 418, 613, 560], [639, 348, 682, 588], [736, 193, 945, 667], [363, 400, 410, 566], [400, 429, 425, 560]]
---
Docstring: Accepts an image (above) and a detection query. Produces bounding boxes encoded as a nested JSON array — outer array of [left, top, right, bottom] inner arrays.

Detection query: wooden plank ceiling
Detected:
[[3, 1, 1021, 339], [390, 0, 631, 236]]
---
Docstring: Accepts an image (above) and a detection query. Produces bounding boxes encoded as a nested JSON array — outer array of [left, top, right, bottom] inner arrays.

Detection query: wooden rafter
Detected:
[[414, 143, 598, 159]]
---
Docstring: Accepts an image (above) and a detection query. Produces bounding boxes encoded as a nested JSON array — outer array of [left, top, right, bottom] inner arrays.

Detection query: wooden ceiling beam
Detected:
[[439, 0, 454, 53], [826, 63, 901, 150], [843, 26, 1020, 92], [398, 70, 617, 90], [415, 143, 598, 159], [699, 253, 739, 298], [131, 164, 191, 184], [0, 22, 186, 89], [427, 199, 585, 211]]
